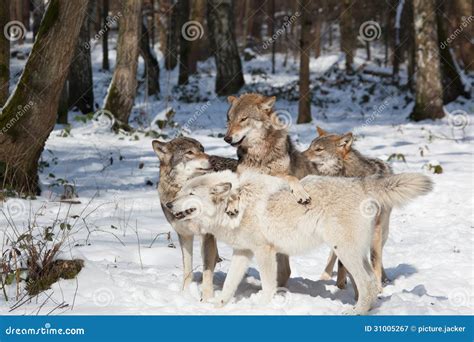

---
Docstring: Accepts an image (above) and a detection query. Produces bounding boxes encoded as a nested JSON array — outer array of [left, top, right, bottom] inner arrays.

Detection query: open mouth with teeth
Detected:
[[174, 207, 196, 219], [231, 136, 246, 147]]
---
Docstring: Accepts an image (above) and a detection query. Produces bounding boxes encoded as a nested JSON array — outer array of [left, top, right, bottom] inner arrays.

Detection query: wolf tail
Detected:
[[364, 173, 433, 208]]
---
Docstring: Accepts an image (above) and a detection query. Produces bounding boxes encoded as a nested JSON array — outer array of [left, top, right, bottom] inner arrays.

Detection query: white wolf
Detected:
[[166, 171, 433, 314]]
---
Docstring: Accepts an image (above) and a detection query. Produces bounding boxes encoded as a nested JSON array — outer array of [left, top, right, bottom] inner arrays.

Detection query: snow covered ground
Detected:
[[1, 38, 473, 315]]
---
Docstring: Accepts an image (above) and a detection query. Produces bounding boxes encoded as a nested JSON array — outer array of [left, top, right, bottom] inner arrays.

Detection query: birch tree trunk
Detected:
[[0, 0, 89, 194], [103, 0, 142, 125], [207, 0, 244, 96], [410, 0, 444, 121]]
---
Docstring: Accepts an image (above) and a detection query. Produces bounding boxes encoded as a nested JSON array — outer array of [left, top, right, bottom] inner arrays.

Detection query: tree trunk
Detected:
[[32, 0, 46, 41], [68, 3, 94, 114], [140, 21, 160, 96], [57, 81, 69, 124], [392, 0, 407, 84], [313, 10, 321, 58], [103, 0, 142, 125], [178, 0, 191, 85], [436, 2, 469, 103], [207, 0, 245, 96], [297, 0, 312, 124], [188, 0, 208, 74], [269, 0, 276, 74], [164, 0, 179, 70], [340, 0, 354, 74], [0, 0, 89, 195], [448, 0, 474, 71], [0, 1, 9, 106], [102, 0, 109, 70], [410, 0, 444, 121]]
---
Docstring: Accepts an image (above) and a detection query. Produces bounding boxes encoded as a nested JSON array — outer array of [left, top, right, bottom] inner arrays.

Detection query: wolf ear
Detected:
[[152, 140, 167, 160], [259, 96, 276, 111], [337, 133, 353, 152], [316, 126, 328, 137], [210, 182, 232, 196], [227, 96, 237, 104]]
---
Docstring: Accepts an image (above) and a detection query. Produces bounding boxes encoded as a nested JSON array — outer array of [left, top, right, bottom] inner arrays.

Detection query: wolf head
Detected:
[[302, 127, 353, 176], [166, 171, 240, 230], [152, 137, 212, 181], [224, 94, 279, 148]]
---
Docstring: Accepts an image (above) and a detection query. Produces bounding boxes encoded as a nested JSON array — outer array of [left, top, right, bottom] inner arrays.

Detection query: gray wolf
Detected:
[[302, 127, 393, 291], [223, 93, 319, 286], [152, 137, 237, 301], [166, 170, 433, 314]]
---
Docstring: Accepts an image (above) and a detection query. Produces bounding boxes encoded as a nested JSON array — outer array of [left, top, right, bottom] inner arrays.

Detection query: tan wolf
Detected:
[[152, 137, 237, 301], [223, 93, 319, 287], [166, 170, 433, 314], [302, 126, 393, 291]]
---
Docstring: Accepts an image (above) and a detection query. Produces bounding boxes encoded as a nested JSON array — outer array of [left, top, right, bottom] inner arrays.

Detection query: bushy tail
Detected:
[[364, 173, 433, 208]]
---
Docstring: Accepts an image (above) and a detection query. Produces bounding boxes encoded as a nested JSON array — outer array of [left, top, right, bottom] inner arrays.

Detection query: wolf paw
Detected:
[[291, 186, 311, 205], [225, 194, 240, 217], [209, 296, 228, 308], [320, 272, 333, 281]]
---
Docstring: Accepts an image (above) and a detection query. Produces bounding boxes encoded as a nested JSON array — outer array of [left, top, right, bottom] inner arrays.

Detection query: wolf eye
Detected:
[[314, 147, 324, 152], [185, 150, 195, 155], [240, 117, 248, 122]]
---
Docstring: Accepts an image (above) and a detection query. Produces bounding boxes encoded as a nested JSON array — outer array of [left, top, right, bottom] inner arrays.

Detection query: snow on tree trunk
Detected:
[[207, 0, 244, 96], [0, 0, 89, 194], [410, 0, 444, 121], [68, 7, 94, 114], [297, 0, 312, 124], [140, 21, 160, 96], [0, 2, 9, 106], [103, 0, 142, 125], [339, 0, 354, 74]]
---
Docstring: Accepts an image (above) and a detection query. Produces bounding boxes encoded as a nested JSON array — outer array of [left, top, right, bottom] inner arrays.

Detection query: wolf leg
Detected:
[[254, 246, 278, 304], [381, 208, 392, 284], [214, 249, 253, 306], [371, 212, 384, 292], [276, 253, 291, 287], [201, 233, 218, 301], [178, 233, 194, 290], [321, 250, 337, 280], [336, 260, 347, 289]]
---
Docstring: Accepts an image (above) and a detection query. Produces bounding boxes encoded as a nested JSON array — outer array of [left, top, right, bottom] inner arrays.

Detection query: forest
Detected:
[[0, 0, 472, 315]]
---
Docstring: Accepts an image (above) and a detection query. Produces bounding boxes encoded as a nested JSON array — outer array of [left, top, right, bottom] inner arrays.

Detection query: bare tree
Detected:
[[32, 0, 46, 41], [207, 0, 244, 96], [68, 2, 94, 114], [188, 0, 208, 74], [164, 0, 179, 70], [410, 0, 444, 121], [140, 21, 160, 96], [297, 0, 312, 124], [339, 0, 354, 74], [102, 0, 109, 70], [178, 0, 191, 85], [0, 0, 89, 194], [103, 0, 142, 126], [0, 1, 9, 106]]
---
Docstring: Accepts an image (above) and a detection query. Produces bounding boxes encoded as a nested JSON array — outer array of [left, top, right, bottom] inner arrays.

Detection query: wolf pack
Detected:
[[152, 93, 433, 315]]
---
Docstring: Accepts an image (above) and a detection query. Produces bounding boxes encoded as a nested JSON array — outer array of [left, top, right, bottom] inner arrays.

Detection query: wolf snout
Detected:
[[223, 135, 233, 144]]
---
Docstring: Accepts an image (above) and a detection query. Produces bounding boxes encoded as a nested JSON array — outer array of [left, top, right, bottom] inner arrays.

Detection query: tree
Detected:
[[68, 3, 94, 114], [188, 0, 208, 74], [207, 0, 244, 96], [0, 0, 89, 194], [410, 0, 444, 121], [178, 0, 191, 85], [140, 21, 160, 96], [164, 0, 179, 70], [32, 0, 46, 41], [340, 0, 354, 74], [0, 1, 9, 106], [297, 0, 312, 124], [102, 0, 109, 70], [103, 0, 142, 126]]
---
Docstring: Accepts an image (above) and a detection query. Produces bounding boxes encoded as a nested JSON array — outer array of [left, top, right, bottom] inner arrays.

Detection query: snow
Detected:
[[1, 37, 473, 316]]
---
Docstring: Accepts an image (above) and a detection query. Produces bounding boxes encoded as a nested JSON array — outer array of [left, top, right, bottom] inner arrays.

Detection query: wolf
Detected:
[[302, 126, 393, 291], [223, 93, 319, 286], [152, 137, 237, 301], [166, 170, 433, 314]]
